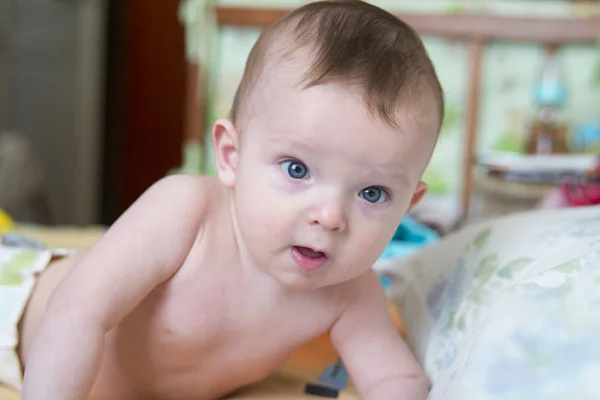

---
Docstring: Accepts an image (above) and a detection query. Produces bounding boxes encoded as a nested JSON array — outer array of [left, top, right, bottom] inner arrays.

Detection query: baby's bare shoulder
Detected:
[[150, 174, 221, 202], [144, 174, 228, 222]]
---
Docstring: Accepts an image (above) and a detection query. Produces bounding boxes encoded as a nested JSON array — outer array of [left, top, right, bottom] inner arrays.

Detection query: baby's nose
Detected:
[[308, 200, 347, 233]]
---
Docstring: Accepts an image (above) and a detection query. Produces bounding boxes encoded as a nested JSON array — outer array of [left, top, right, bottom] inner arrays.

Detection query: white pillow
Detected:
[[383, 206, 600, 399]]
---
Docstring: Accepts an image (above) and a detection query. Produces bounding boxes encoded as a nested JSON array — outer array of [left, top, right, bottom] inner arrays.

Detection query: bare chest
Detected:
[[110, 269, 338, 399]]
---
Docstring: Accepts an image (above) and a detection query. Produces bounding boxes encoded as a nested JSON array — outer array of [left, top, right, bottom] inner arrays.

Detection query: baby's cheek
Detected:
[[243, 194, 284, 234], [352, 224, 392, 259]]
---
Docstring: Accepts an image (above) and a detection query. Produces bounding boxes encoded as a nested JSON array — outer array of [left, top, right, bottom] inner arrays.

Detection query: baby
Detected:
[[19, 1, 443, 399]]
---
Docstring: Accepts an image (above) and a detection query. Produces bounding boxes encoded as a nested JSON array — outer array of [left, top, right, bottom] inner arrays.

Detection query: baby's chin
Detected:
[[267, 269, 358, 292], [269, 271, 325, 292]]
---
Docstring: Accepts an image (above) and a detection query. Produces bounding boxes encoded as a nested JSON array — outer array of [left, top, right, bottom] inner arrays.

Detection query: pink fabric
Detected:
[[559, 156, 600, 207]]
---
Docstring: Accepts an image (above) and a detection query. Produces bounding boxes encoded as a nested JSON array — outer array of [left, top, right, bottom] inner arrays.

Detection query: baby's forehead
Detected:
[[253, 81, 434, 171], [254, 67, 439, 139]]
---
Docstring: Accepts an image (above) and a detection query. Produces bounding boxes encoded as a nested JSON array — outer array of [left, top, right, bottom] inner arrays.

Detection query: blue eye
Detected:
[[360, 186, 388, 204], [281, 160, 309, 179]]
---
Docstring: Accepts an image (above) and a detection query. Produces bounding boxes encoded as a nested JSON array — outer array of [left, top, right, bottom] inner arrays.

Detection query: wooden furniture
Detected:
[[102, 0, 186, 224], [186, 5, 599, 223], [473, 173, 556, 218]]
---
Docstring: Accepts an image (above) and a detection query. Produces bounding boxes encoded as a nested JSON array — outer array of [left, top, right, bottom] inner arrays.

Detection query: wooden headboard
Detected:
[[185, 5, 599, 222]]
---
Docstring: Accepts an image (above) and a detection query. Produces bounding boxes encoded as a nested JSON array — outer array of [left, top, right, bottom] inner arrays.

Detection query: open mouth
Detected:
[[291, 246, 328, 271], [295, 246, 326, 259]]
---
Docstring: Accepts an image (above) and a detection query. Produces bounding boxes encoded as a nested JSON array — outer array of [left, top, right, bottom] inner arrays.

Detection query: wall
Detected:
[[0, 1, 9, 129], [5, 0, 107, 225], [204, 0, 600, 202]]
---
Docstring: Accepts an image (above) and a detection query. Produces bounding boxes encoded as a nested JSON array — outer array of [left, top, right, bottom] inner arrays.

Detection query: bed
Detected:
[[4, 206, 600, 399]]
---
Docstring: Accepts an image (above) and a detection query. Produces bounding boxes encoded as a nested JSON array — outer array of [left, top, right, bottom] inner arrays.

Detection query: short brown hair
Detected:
[[230, 0, 444, 130]]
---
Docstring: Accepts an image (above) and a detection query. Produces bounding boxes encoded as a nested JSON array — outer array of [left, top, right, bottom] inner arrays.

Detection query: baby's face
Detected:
[[229, 71, 436, 291]]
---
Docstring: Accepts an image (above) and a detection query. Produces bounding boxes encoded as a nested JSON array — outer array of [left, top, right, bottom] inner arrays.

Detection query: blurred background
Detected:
[[0, 0, 599, 231]]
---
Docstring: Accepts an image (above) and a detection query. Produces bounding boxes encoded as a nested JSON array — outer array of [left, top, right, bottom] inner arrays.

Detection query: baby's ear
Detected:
[[408, 181, 428, 210], [212, 119, 239, 187]]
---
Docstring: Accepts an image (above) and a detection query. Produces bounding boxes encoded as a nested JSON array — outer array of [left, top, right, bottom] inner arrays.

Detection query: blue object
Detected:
[[318, 360, 349, 390], [306, 359, 348, 398], [377, 215, 439, 263], [533, 81, 567, 107], [1, 234, 47, 250], [572, 123, 600, 153], [532, 52, 568, 107]]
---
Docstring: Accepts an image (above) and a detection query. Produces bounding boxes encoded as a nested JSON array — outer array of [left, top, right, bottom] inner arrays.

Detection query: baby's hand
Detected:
[[330, 271, 428, 400]]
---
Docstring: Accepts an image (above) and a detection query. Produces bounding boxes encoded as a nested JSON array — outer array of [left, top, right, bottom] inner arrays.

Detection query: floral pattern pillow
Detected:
[[379, 206, 600, 399]]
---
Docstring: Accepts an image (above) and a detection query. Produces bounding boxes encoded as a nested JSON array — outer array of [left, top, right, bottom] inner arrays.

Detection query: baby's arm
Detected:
[[22, 175, 209, 400], [330, 271, 429, 400]]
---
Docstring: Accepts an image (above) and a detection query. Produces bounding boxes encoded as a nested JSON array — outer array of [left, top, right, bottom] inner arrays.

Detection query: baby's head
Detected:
[[213, 0, 443, 290]]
